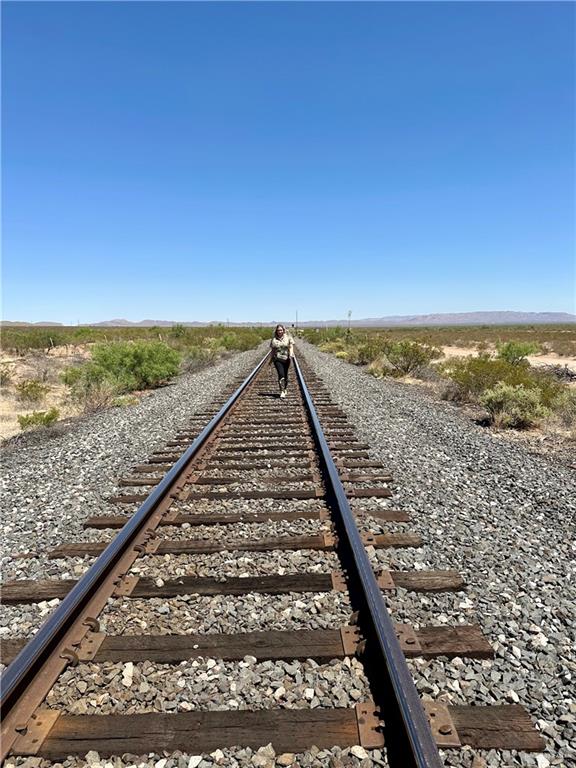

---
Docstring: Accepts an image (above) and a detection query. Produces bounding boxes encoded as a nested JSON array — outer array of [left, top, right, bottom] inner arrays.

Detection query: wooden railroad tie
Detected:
[[9, 702, 544, 758], [1, 568, 464, 605], [2, 624, 493, 667], [43, 532, 421, 559]]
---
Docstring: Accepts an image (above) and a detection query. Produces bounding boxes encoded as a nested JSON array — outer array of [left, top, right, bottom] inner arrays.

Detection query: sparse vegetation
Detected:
[[318, 334, 441, 374], [0, 365, 14, 386], [496, 341, 540, 365], [1, 325, 271, 437], [309, 326, 575, 432], [15, 379, 49, 404], [2, 324, 272, 354], [303, 323, 576, 354], [62, 366, 121, 412], [480, 384, 549, 429], [436, 356, 563, 407], [381, 340, 442, 375], [552, 389, 576, 428], [18, 407, 60, 430]]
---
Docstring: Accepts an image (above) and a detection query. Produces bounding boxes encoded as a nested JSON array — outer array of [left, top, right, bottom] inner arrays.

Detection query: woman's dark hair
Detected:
[[274, 324, 285, 336]]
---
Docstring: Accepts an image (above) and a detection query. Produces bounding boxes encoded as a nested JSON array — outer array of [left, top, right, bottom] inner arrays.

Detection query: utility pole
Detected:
[[347, 309, 352, 335]]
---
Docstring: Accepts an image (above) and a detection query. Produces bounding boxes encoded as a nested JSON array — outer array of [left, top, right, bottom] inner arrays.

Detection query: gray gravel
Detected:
[[3, 745, 390, 768], [155, 518, 326, 541], [300, 342, 576, 768], [46, 656, 369, 714], [100, 592, 352, 636], [130, 550, 340, 579], [0, 346, 264, 559]]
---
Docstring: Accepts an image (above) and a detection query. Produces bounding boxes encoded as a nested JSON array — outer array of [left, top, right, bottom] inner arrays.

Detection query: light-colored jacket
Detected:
[[270, 334, 294, 361]]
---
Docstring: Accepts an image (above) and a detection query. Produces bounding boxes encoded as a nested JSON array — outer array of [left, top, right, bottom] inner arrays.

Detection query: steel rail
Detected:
[[0, 352, 270, 721], [294, 355, 443, 768]]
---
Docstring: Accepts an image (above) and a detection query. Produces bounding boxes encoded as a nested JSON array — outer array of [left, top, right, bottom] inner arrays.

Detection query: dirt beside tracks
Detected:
[[441, 345, 576, 373], [0, 346, 91, 440]]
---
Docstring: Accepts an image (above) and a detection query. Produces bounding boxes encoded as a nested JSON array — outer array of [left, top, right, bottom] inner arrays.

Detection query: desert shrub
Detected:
[[91, 341, 181, 390], [439, 355, 564, 405], [220, 332, 240, 351], [551, 389, 576, 427], [62, 365, 120, 411], [0, 365, 13, 386], [72, 327, 95, 341], [16, 379, 49, 403], [18, 407, 60, 430], [438, 356, 530, 401], [528, 369, 565, 408], [496, 341, 539, 365], [439, 380, 463, 401], [63, 341, 180, 408], [480, 384, 549, 429], [319, 339, 347, 355], [170, 324, 187, 338], [354, 340, 387, 365], [413, 364, 443, 382], [181, 347, 218, 373], [547, 339, 576, 357], [382, 341, 442, 375], [366, 357, 398, 378]]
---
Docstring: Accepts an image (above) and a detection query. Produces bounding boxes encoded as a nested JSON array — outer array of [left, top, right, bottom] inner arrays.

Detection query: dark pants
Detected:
[[273, 358, 290, 388]]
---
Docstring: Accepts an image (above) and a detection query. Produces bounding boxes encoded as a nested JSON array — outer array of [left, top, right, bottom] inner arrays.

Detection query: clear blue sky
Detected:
[[2, 1, 574, 324]]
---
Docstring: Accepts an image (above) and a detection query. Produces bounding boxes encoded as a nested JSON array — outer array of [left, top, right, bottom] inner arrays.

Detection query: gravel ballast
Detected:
[[300, 342, 576, 768], [45, 656, 370, 715], [2, 341, 575, 767], [0, 347, 264, 566]]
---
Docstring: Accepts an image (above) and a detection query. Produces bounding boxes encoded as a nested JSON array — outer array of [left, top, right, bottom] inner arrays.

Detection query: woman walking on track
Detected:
[[270, 324, 294, 398]]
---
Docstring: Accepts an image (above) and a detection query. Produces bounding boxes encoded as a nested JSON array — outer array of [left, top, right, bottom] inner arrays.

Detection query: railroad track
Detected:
[[0, 351, 543, 766]]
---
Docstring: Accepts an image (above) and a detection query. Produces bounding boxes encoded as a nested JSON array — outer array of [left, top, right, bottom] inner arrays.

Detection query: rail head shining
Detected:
[[0, 352, 270, 724], [294, 355, 443, 768]]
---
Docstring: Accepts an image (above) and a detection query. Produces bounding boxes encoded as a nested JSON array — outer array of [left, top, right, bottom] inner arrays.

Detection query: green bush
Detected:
[[16, 379, 49, 403], [382, 340, 442, 375], [18, 407, 60, 430], [62, 341, 181, 410], [496, 341, 539, 365], [480, 384, 549, 429], [63, 365, 120, 411], [0, 365, 13, 386], [319, 339, 347, 355], [170, 324, 187, 338], [366, 357, 398, 378], [91, 341, 181, 390], [439, 355, 564, 406], [352, 340, 387, 365], [552, 389, 576, 427]]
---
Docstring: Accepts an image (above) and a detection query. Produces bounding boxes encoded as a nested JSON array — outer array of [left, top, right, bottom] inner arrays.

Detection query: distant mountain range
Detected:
[[2, 311, 575, 327]]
